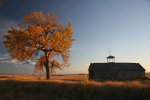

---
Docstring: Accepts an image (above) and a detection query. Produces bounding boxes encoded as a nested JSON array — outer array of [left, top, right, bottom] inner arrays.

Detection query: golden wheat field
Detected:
[[0, 74, 150, 100]]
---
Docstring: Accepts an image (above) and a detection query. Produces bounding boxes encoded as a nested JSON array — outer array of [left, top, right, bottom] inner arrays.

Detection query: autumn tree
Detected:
[[3, 12, 75, 80]]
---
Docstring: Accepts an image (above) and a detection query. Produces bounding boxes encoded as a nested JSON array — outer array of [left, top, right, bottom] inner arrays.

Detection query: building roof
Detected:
[[107, 55, 115, 59], [89, 63, 145, 71]]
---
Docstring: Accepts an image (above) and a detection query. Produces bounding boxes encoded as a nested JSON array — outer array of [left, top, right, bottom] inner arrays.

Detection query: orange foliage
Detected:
[[0, 0, 4, 7], [3, 12, 75, 79]]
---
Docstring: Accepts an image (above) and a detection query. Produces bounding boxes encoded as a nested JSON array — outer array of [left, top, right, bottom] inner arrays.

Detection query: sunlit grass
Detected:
[[0, 74, 150, 100], [82, 80, 150, 88]]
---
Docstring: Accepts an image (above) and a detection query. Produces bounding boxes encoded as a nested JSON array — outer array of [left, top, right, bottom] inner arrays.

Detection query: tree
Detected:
[[3, 12, 75, 80]]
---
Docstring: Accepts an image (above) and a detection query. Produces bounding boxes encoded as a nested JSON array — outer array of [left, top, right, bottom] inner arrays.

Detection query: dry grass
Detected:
[[0, 74, 150, 100], [146, 73, 150, 78], [0, 74, 87, 81]]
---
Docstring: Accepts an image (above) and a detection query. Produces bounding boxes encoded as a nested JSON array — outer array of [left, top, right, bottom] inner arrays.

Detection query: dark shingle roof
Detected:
[[89, 63, 145, 71], [107, 55, 115, 59]]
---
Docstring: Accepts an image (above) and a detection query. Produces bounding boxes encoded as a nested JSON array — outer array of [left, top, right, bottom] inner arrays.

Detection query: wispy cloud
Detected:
[[0, 56, 8, 60], [4, 54, 9, 57], [30, 62, 36, 65], [27, 60, 36, 65], [0, 59, 36, 65], [0, 59, 19, 64]]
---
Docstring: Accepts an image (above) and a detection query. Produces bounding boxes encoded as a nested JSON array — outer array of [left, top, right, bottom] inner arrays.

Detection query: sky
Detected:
[[0, 0, 150, 74]]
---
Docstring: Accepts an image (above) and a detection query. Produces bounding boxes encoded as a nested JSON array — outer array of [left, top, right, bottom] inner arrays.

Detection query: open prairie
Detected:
[[0, 74, 88, 82], [0, 73, 150, 81], [0, 74, 150, 100]]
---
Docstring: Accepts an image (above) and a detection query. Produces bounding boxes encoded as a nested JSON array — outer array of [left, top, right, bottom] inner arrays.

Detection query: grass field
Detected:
[[0, 74, 150, 100]]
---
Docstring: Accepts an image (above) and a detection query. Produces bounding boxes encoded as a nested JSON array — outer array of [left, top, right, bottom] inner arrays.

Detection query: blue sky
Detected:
[[0, 0, 150, 74]]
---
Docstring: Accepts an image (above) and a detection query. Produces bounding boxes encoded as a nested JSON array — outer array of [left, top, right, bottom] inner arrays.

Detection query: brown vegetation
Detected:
[[146, 73, 150, 78], [0, 74, 150, 100]]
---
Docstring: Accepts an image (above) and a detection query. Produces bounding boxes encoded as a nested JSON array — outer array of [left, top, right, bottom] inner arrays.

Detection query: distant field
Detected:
[[0, 74, 150, 100], [0, 74, 88, 82], [0, 73, 150, 81]]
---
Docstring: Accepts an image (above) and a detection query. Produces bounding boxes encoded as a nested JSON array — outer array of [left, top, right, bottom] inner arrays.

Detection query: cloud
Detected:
[[27, 60, 36, 65], [0, 59, 36, 65], [29, 61, 36, 65], [0, 59, 19, 64], [3, 54, 9, 57], [0, 56, 8, 60], [0, 16, 35, 66]]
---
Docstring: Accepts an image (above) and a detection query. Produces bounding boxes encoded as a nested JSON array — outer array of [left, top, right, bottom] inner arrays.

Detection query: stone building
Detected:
[[88, 55, 145, 80]]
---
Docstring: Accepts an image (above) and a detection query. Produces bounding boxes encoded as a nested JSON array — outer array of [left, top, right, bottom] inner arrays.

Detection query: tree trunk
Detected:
[[44, 51, 51, 80], [45, 57, 50, 80], [45, 65, 50, 80]]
